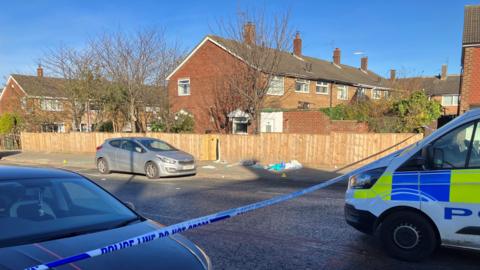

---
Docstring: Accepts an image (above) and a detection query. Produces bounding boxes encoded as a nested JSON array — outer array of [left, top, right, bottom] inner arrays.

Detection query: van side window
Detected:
[[467, 125, 480, 168], [428, 122, 475, 169]]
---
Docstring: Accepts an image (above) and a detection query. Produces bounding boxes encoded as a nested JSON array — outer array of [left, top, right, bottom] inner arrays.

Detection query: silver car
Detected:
[[95, 137, 196, 178]]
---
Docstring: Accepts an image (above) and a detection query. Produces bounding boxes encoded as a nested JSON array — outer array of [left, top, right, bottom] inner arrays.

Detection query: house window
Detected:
[[295, 79, 310, 93], [441, 95, 459, 106], [41, 123, 65, 133], [337, 85, 348, 100], [357, 87, 365, 97], [372, 89, 382, 100], [21, 97, 27, 110], [267, 76, 284, 95], [384, 91, 390, 99], [40, 99, 64, 111], [145, 106, 161, 112], [178, 78, 190, 96], [316, 81, 329, 95]]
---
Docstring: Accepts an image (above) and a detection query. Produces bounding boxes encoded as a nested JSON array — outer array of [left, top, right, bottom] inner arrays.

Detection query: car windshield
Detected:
[[138, 139, 177, 151], [0, 177, 139, 248]]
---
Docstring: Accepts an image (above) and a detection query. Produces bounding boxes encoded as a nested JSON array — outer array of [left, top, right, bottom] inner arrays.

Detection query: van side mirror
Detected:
[[433, 148, 444, 169]]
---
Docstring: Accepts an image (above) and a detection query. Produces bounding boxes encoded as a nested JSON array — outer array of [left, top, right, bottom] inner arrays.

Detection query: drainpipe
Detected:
[[329, 82, 334, 108]]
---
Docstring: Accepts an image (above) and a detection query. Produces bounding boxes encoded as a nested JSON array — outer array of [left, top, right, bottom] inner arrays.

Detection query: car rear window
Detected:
[[109, 140, 121, 148]]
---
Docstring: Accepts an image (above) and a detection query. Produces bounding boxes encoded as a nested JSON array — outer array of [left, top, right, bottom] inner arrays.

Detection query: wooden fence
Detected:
[[20, 132, 422, 166]]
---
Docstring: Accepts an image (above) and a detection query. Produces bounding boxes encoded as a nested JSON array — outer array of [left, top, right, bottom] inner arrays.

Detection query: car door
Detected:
[[117, 140, 145, 173], [105, 139, 122, 171], [420, 121, 480, 248]]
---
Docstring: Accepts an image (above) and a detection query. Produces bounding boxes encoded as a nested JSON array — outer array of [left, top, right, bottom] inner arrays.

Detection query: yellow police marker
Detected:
[[63, 159, 67, 165]]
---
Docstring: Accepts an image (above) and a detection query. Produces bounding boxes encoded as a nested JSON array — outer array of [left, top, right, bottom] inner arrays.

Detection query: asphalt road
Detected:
[[3, 159, 478, 270]]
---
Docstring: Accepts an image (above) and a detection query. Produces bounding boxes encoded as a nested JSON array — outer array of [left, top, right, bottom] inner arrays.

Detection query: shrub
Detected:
[[321, 91, 441, 133], [0, 113, 22, 135], [150, 111, 195, 133]]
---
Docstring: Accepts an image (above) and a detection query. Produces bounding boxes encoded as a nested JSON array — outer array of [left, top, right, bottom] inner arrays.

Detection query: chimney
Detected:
[[37, 64, 43, 78], [441, 64, 447, 80], [390, 69, 396, 81], [243, 22, 255, 46], [360, 57, 368, 71], [333, 48, 341, 65], [293, 31, 302, 56]]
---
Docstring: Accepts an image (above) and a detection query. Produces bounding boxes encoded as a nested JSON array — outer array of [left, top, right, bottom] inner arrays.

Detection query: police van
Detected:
[[345, 109, 480, 261]]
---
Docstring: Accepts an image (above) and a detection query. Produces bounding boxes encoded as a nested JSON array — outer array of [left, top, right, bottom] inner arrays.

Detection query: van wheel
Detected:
[[97, 158, 110, 174], [145, 162, 159, 179], [379, 211, 437, 262]]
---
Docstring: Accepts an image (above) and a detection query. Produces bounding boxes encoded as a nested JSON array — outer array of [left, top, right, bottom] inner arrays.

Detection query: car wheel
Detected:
[[97, 158, 110, 174], [379, 210, 437, 262], [145, 162, 159, 179]]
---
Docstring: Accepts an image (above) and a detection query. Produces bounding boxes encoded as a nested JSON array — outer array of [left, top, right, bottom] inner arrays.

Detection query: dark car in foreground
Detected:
[[0, 166, 211, 269]]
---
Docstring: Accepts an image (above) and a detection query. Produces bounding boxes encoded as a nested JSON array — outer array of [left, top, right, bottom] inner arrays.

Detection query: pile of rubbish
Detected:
[[266, 160, 303, 172]]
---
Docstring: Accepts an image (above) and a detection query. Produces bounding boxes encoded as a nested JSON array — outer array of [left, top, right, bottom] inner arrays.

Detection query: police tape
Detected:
[[26, 169, 358, 270]]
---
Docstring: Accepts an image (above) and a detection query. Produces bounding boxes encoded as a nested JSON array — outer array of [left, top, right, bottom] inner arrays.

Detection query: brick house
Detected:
[[0, 67, 79, 132], [460, 5, 480, 113], [398, 64, 461, 116], [0, 66, 161, 132], [167, 26, 393, 134]]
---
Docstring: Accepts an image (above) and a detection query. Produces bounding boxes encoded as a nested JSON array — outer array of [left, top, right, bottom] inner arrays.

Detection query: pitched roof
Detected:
[[9, 74, 164, 101], [205, 35, 392, 89], [463, 5, 480, 45], [397, 75, 461, 96], [11, 74, 67, 98]]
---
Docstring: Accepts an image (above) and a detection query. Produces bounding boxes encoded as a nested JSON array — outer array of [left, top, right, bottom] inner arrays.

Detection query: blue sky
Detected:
[[0, 0, 477, 84]]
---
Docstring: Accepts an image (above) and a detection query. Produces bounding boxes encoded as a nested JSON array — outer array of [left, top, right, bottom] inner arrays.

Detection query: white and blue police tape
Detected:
[[26, 169, 358, 270]]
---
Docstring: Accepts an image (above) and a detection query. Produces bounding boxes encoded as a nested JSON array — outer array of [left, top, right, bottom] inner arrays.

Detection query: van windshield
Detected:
[[423, 113, 470, 142]]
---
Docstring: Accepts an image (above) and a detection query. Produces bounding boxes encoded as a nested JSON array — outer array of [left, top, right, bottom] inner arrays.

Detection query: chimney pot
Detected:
[[441, 64, 447, 80], [37, 64, 43, 78], [333, 48, 341, 65], [293, 31, 302, 56], [390, 69, 396, 81], [243, 22, 256, 46], [361, 57, 368, 71]]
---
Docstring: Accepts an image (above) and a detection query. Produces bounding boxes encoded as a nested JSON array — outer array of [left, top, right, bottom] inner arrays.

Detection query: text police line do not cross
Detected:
[[26, 169, 358, 270]]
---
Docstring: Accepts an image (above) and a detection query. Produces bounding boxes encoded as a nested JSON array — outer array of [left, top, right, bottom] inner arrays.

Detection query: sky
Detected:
[[0, 0, 478, 84]]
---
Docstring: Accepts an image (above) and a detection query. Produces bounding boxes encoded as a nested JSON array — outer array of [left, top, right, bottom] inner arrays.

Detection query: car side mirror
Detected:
[[135, 146, 143, 153], [125, 201, 136, 211], [433, 148, 444, 169]]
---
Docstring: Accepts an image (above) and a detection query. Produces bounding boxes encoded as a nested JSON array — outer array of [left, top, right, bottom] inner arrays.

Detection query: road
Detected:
[[2, 159, 478, 270]]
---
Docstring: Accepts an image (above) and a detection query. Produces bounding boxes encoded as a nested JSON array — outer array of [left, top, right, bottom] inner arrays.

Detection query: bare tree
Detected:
[[92, 28, 183, 132], [43, 46, 101, 131], [213, 9, 292, 133]]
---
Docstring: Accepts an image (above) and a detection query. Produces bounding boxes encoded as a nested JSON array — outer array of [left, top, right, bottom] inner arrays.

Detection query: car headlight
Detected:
[[348, 167, 386, 189], [156, 155, 176, 164]]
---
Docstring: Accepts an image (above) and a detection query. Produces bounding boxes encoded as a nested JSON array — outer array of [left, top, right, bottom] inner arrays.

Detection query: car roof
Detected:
[[105, 137, 158, 141], [0, 165, 80, 181]]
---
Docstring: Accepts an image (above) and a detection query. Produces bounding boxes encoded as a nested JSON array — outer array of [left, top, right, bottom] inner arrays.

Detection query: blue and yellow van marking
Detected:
[[353, 169, 480, 204]]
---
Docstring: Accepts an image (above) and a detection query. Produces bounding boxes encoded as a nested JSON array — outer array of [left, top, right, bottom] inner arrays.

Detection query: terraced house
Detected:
[[460, 5, 480, 113], [0, 66, 85, 132], [0, 66, 161, 132], [398, 64, 461, 117], [167, 25, 394, 134]]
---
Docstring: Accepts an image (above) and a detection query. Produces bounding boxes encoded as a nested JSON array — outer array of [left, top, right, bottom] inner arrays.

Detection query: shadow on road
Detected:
[[0, 150, 21, 159]]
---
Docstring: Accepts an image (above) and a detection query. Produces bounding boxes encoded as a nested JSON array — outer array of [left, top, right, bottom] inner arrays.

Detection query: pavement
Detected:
[[0, 151, 478, 270]]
